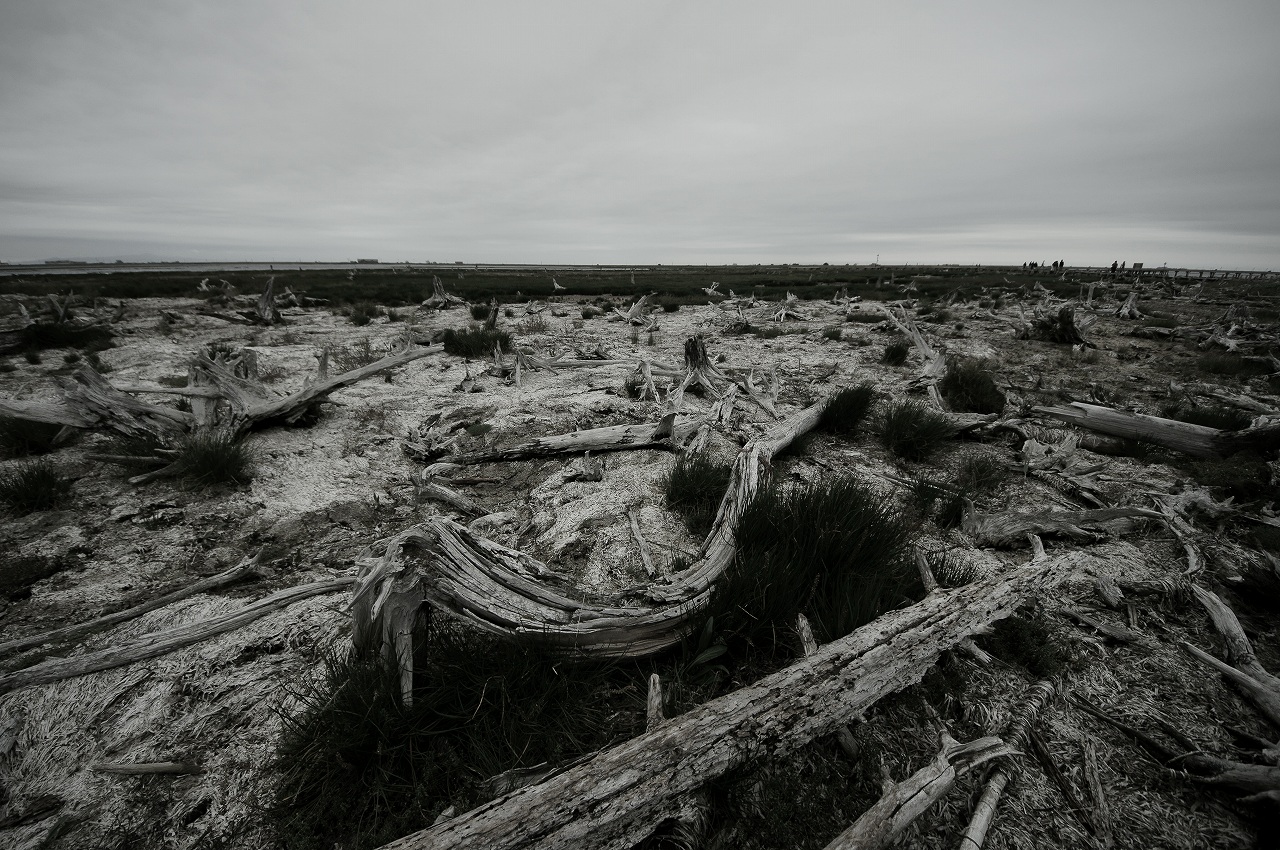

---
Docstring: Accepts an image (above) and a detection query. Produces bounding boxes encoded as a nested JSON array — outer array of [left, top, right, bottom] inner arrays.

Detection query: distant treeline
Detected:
[[0, 265, 1085, 305]]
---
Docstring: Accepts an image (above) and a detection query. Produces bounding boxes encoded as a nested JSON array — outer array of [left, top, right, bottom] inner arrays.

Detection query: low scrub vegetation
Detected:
[[938, 358, 1005, 414], [710, 476, 919, 651], [348, 302, 382, 327], [663, 453, 733, 536], [0, 457, 73, 514], [273, 630, 638, 850], [817, 383, 876, 435], [881, 340, 910, 366], [441, 326, 511, 359], [877, 400, 955, 462], [908, 452, 1008, 527], [172, 430, 255, 486]]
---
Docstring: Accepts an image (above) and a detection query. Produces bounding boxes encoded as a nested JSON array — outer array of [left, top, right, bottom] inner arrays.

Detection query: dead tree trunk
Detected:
[[421, 277, 467, 309], [375, 550, 1089, 850], [1034, 401, 1280, 457]]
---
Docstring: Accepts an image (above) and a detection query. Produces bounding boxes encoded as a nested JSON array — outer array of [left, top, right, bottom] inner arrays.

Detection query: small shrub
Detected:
[[938, 358, 1005, 415], [845, 312, 883, 324], [660, 300, 680, 313], [663, 454, 733, 537], [877, 401, 955, 462], [516, 314, 549, 335], [257, 363, 288, 384], [818, 384, 876, 435], [469, 302, 492, 321], [581, 306, 600, 319], [442, 327, 510, 359], [173, 431, 254, 486], [349, 303, 381, 327], [881, 340, 910, 366], [750, 326, 784, 340], [713, 476, 918, 648], [62, 351, 81, 365], [464, 422, 492, 437], [0, 458, 73, 514], [0, 417, 66, 457], [85, 351, 112, 373], [330, 338, 383, 372], [23, 350, 41, 365], [0, 362, 15, 373], [820, 326, 842, 342], [954, 453, 1008, 493]]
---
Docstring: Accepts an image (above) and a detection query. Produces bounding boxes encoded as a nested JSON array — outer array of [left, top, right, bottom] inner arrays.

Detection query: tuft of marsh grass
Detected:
[[881, 340, 910, 366], [442, 326, 511, 359], [272, 627, 638, 850], [663, 454, 733, 537], [348, 302, 382, 327], [817, 383, 876, 435], [329, 338, 385, 372], [711, 476, 919, 649], [938, 358, 1005, 414], [0, 457, 73, 514], [469, 302, 491, 321], [0, 417, 66, 457], [173, 430, 254, 486], [908, 453, 1007, 528], [820, 326, 842, 342], [877, 400, 955, 462]]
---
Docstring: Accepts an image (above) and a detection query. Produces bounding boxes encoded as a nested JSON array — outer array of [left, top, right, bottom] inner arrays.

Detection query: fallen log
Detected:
[[958, 680, 1056, 850], [824, 733, 1012, 850], [1034, 401, 1280, 458], [0, 557, 260, 658], [376, 549, 1089, 850], [962, 506, 1162, 549], [427, 417, 703, 467], [0, 577, 353, 696]]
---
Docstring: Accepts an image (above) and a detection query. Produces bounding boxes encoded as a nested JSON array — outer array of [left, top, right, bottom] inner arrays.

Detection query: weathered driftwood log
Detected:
[[243, 277, 283, 325], [1025, 303, 1096, 345], [879, 305, 945, 406], [796, 613, 861, 758], [1182, 586, 1280, 728], [958, 680, 1056, 850], [412, 477, 487, 517], [1169, 381, 1279, 416], [421, 277, 467, 309], [962, 507, 1163, 549], [1115, 291, 1144, 320], [376, 550, 1089, 850], [426, 416, 703, 468], [823, 733, 1013, 850], [354, 394, 845, 703], [0, 557, 260, 658], [0, 577, 353, 696], [1034, 401, 1280, 458]]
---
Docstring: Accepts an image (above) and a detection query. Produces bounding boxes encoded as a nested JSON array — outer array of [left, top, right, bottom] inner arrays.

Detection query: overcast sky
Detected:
[[2, 1, 1277, 267]]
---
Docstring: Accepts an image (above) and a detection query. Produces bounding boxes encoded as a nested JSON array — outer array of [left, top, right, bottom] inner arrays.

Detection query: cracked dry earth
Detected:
[[0, 284, 1278, 849]]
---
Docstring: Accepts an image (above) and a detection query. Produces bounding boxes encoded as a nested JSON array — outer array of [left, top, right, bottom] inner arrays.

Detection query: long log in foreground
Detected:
[[377, 550, 1089, 850], [1034, 401, 1280, 458]]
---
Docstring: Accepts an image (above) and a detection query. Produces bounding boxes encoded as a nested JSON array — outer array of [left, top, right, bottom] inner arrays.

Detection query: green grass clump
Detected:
[[712, 476, 918, 649], [820, 326, 842, 342], [0, 417, 66, 457], [1158, 403, 1252, 432], [663, 453, 733, 536], [881, 340, 910, 366], [172, 431, 254, 486], [939, 358, 1005, 414], [0, 458, 73, 514], [877, 401, 955, 462], [469, 302, 491, 321], [441, 326, 511, 359], [817, 383, 876, 435], [273, 628, 637, 850]]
